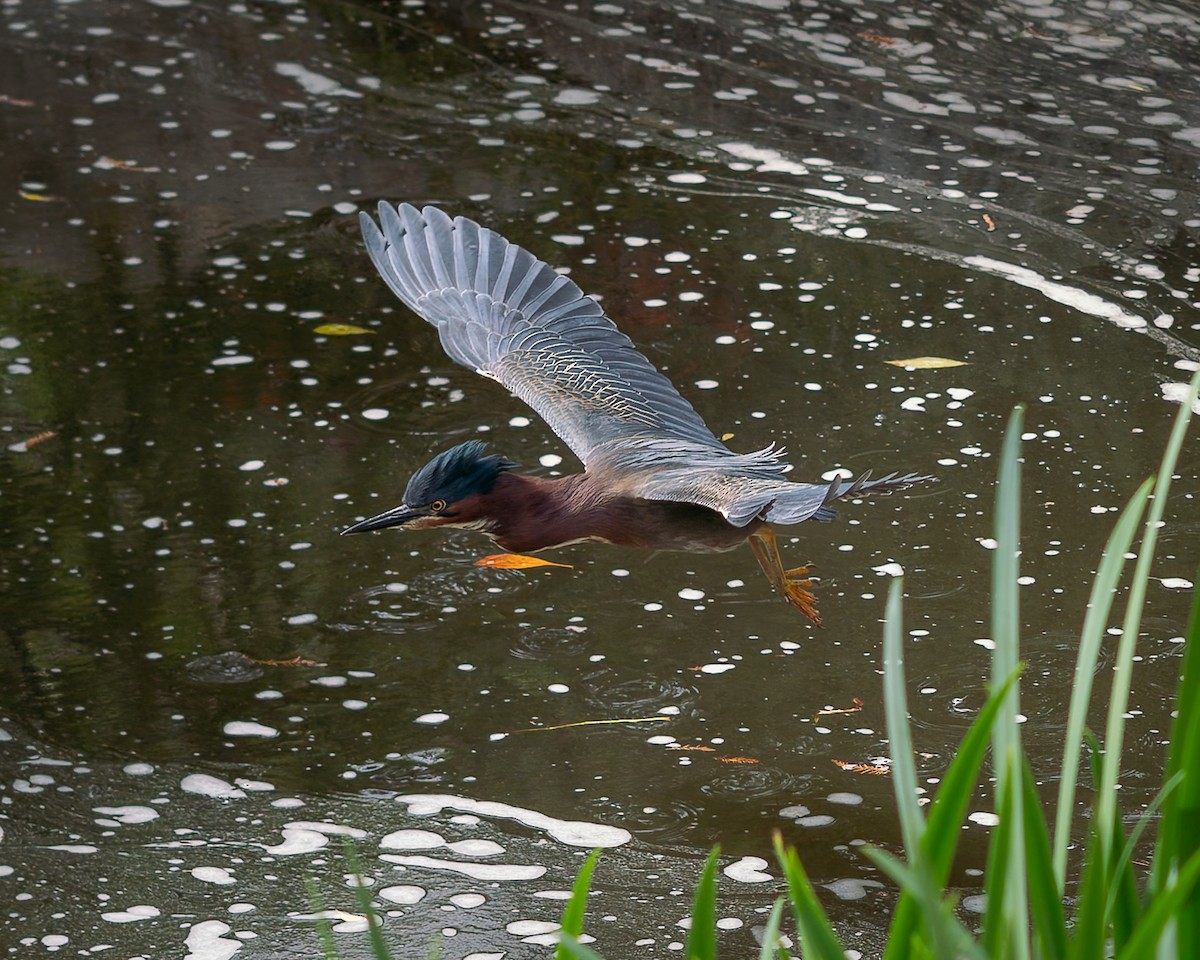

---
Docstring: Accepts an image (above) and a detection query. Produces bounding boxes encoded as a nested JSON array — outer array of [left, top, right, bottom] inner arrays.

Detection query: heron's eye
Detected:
[[430, 499, 447, 513]]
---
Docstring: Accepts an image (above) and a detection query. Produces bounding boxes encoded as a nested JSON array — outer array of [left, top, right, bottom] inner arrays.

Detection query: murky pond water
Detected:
[[2, 0, 1198, 957]]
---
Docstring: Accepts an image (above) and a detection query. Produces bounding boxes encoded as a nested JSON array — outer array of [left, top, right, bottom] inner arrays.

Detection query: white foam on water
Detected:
[[192, 866, 236, 886], [184, 919, 242, 960], [378, 884, 426, 905], [93, 805, 159, 825], [965, 256, 1147, 329], [395, 794, 631, 848], [102, 905, 161, 923], [181, 774, 246, 800], [379, 854, 545, 881], [723, 856, 772, 883], [262, 828, 328, 856]]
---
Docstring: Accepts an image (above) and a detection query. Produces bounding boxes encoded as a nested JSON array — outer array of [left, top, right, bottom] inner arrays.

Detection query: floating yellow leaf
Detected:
[[19, 190, 61, 203], [475, 553, 573, 570], [314, 323, 375, 336], [718, 755, 760, 764], [885, 356, 969, 369], [720, 432, 735, 441]]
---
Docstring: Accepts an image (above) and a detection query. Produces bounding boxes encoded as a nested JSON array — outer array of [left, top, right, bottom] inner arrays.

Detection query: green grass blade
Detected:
[[557, 849, 602, 960], [1151, 564, 1200, 960], [879, 577, 958, 956], [305, 875, 339, 960], [343, 840, 391, 959], [990, 406, 1029, 960], [1019, 754, 1068, 960], [683, 847, 720, 960], [881, 578, 926, 861], [1111, 769, 1182, 917], [1098, 371, 1199, 878], [981, 746, 1017, 960], [884, 668, 1022, 957], [775, 834, 847, 960], [556, 936, 608, 960], [1070, 737, 1109, 960], [1116, 849, 1200, 960], [863, 847, 986, 960], [1053, 477, 1152, 888], [1108, 815, 1140, 953], [878, 578, 931, 945], [757, 899, 785, 960]]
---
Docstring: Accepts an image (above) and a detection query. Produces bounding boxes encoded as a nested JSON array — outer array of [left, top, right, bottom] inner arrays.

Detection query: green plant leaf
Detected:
[[884, 668, 1021, 956], [1116, 848, 1200, 960], [557, 849, 601, 960], [1108, 815, 1140, 953], [1071, 826, 1110, 960], [304, 876, 339, 960], [1097, 371, 1200, 885], [1053, 477, 1152, 888], [879, 579, 953, 955], [774, 834, 847, 960], [863, 847, 984, 960], [342, 840, 391, 960], [555, 935, 608, 960], [990, 407, 1030, 960], [756, 899, 786, 960], [1150, 517, 1200, 960], [981, 746, 1017, 960], [683, 847, 720, 960], [1019, 754, 1068, 960]]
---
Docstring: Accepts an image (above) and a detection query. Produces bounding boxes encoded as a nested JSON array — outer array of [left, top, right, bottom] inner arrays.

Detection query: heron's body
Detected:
[[418, 470, 762, 555], [343, 202, 932, 623]]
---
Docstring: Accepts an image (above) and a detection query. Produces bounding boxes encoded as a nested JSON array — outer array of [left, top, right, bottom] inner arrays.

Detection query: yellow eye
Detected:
[[430, 499, 446, 513]]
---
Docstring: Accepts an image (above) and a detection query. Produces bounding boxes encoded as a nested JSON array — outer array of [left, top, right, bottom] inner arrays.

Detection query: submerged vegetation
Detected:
[[320, 372, 1200, 960]]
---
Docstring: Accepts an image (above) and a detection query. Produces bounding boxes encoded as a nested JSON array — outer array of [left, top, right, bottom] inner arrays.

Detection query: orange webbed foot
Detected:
[[780, 572, 822, 626], [748, 528, 823, 626]]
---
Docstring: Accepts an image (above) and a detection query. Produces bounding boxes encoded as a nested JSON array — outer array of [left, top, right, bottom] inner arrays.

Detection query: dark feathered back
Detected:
[[404, 440, 517, 506]]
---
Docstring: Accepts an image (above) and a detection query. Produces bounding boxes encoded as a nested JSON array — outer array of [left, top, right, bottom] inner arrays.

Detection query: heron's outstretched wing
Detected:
[[360, 202, 785, 475], [361, 203, 930, 526]]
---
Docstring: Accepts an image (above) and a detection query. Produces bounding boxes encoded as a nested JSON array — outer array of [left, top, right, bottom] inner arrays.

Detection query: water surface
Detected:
[[1, 1, 1198, 957]]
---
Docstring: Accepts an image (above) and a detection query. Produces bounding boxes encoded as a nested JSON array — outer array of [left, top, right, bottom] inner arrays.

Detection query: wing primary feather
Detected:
[[451, 216, 472, 291], [504, 256, 547, 310], [472, 220, 493, 292], [422, 206, 456, 288], [520, 273, 574, 317], [491, 245, 521, 302], [397, 204, 438, 293]]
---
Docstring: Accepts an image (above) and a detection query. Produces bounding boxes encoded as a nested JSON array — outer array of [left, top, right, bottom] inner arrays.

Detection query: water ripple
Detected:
[[582, 672, 700, 716]]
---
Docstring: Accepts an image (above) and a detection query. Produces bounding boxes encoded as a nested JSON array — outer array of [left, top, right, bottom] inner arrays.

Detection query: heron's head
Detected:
[[341, 440, 518, 535]]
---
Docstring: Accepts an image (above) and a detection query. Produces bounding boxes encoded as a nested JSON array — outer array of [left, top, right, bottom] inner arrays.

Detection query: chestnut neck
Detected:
[[482, 471, 615, 553]]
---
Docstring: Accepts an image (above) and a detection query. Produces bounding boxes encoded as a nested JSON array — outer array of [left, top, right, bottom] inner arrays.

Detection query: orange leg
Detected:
[[749, 525, 821, 626]]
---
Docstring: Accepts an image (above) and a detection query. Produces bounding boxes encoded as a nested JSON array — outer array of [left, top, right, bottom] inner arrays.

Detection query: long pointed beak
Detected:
[[341, 504, 420, 535]]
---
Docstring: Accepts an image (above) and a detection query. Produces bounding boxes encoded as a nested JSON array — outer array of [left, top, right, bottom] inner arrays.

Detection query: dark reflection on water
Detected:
[[2, 0, 1199, 956]]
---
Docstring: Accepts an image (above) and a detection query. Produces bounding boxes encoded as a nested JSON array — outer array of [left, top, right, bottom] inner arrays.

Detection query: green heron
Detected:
[[343, 203, 931, 624]]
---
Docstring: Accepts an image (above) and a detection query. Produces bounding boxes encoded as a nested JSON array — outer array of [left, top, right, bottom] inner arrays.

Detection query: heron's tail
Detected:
[[763, 471, 933, 525]]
